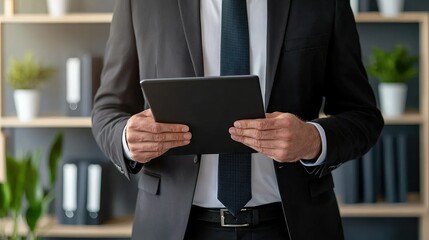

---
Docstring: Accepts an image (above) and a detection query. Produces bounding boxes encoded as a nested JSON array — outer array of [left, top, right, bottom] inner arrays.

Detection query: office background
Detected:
[[1, 0, 429, 239]]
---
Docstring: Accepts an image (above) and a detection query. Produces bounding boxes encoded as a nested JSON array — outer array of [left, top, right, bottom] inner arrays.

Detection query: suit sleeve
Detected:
[[91, 0, 144, 180], [311, 0, 384, 177]]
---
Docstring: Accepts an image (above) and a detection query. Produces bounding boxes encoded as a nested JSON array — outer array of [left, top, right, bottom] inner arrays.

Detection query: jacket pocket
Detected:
[[138, 170, 161, 195], [284, 33, 329, 52], [309, 174, 334, 198]]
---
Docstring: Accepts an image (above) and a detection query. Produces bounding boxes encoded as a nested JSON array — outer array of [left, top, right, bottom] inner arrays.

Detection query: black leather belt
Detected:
[[191, 202, 284, 227]]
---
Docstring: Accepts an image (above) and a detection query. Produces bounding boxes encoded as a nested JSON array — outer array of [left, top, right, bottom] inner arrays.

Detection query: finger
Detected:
[[235, 141, 294, 163], [139, 121, 190, 133], [128, 132, 192, 143], [235, 113, 300, 130], [229, 127, 286, 140], [129, 140, 191, 153], [230, 135, 287, 149], [146, 123, 189, 133], [129, 140, 191, 163], [128, 110, 190, 133], [234, 118, 286, 130]]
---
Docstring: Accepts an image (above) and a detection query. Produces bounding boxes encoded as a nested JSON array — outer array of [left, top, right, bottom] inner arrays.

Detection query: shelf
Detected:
[[338, 193, 424, 217], [0, 117, 91, 128], [384, 111, 424, 125], [355, 12, 429, 23], [320, 111, 423, 125], [3, 215, 132, 238], [0, 12, 426, 24], [0, 13, 112, 23], [340, 204, 426, 217], [3, 112, 418, 128]]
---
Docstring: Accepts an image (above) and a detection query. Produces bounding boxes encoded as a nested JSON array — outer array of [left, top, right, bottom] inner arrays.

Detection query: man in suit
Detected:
[[92, 0, 384, 239]]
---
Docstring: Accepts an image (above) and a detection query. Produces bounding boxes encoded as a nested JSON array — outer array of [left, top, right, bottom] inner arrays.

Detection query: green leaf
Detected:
[[25, 150, 44, 206], [0, 182, 11, 217], [48, 132, 64, 187], [6, 52, 55, 89], [25, 200, 43, 233], [366, 44, 418, 83], [6, 154, 28, 215]]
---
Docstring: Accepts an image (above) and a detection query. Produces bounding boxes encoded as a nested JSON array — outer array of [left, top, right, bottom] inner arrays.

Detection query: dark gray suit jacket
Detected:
[[92, 0, 384, 239]]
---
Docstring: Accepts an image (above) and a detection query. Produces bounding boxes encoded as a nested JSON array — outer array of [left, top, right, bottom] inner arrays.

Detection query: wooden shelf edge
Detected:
[[0, 117, 91, 128], [339, 204, 426, 217], [383, 112, 424, 125], [1, 11, 427, 24], [320, 111, 423, 125], [0, 13, 112, 23], [3, 215, 133, 238], [355, 12, 429, 23]]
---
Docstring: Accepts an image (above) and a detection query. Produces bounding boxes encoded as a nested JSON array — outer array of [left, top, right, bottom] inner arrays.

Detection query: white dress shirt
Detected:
[[192, 0, 327, 208], [122, 0, 327, 208]]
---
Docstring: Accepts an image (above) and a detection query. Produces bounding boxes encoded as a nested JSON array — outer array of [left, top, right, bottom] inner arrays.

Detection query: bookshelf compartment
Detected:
[[342, 217, 419, 240]]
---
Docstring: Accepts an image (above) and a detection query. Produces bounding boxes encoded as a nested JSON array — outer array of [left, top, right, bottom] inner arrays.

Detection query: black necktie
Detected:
[[217, 0, 252, 217]]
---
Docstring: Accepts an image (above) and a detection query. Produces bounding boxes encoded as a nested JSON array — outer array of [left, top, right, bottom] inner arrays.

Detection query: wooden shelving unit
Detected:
[[0, 13, 112, 24], [0, 117, 91, 128], [3, 215, 133, 238], [0, 3, 428, 239], [339, 192, 424, 217], [352, 12, 429, 240], [340, 204, 425, 217], [0, 2, 126, 238]]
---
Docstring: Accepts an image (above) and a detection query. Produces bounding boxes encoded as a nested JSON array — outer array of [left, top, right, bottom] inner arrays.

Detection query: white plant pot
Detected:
[[14, 90, 40, 122], [377, 0, 404, 17], [350, 0, 359, 14], [378, 83, 407, 117], [47, 0, 70, 17]]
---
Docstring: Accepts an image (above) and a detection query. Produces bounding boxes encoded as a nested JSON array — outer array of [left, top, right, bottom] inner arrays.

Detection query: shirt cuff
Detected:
[[300, 122, 327, 167], [122, 124, 135, 160]]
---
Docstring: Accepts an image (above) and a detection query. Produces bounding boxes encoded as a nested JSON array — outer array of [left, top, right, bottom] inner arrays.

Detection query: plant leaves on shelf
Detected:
[[0, 182, 11, 217], [6, 52, 55, 90], [48, 132, 64, 188], [367, 44, 418, 83], [25, 199, 43, 234], [6, 155, 28, 215]]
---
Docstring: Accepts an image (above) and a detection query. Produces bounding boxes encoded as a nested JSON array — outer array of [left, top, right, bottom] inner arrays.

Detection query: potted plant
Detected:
[[0, 132, 63, 240], [350, 0, 359, 14], [377, 0, 404, 17], [367, 44, 418, 117], [47, 0, 70, 17], [6, 53, 55, 122]]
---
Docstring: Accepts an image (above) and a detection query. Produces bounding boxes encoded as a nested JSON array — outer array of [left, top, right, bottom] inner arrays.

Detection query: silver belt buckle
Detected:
[[220, 209, 250, 227]]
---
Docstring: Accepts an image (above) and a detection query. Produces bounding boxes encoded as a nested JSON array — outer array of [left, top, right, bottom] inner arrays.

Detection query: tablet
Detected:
[[140, 75, 265, 155]]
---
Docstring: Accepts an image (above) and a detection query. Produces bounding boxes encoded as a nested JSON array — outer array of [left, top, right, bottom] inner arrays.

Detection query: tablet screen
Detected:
[[140, 75, 265, 155]]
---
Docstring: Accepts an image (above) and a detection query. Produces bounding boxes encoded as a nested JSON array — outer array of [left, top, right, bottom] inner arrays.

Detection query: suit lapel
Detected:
[[266, 0, 291, 109], [178, 0, 204, 77], [177, 0, 290, 102]]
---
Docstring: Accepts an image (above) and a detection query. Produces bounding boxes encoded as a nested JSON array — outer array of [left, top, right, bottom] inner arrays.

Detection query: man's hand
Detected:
[[229, 112, 321, 163], [125, 109, 192, 163]]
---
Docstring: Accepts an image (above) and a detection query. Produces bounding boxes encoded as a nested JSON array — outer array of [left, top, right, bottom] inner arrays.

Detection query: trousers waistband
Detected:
[[190, 202, 284, 227]]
